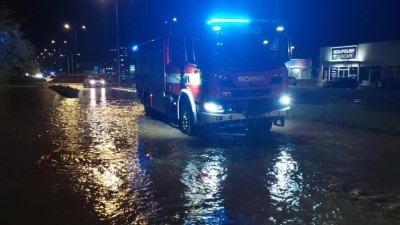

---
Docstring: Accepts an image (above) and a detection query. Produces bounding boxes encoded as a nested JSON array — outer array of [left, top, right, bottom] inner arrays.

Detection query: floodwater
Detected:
[[1, 86, 400, 225]]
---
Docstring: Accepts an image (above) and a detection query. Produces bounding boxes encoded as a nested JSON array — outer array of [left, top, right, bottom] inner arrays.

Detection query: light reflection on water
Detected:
[[34, 87, 400, 225], [267, 147, 304, 224], [266, 146, 343, 225], [40, 88, 157, 224], [269, 148, 301, 204], [181, 148, 229, 224], [90, 88, 106, 108]]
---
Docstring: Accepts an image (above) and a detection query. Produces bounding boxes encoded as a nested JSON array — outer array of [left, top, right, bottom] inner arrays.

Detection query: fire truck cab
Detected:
[[134, 17, 291, 137]]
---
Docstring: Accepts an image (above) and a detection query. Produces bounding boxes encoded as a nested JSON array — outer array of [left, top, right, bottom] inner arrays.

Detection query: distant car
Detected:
[[323, 78, 358, 89], [83, 76, 106, 88], [288, 76, 298, 86], [375, 78, 400, 90], [48, 72, 57, 78]]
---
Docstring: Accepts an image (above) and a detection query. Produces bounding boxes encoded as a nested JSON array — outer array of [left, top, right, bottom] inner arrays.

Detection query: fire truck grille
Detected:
[[231, 89, 271, 97], [228, 99, 279, 114]]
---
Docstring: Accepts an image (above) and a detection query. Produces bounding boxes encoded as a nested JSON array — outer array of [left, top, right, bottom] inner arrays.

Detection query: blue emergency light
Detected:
[[207, 18, 250, 24]]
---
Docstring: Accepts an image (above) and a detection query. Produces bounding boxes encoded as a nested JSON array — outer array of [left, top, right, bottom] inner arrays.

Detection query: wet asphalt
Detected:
[[0, 86, 399, 225]]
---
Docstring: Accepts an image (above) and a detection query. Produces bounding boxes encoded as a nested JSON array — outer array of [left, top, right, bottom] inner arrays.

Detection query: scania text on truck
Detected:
[[134, 17, 291, 137]]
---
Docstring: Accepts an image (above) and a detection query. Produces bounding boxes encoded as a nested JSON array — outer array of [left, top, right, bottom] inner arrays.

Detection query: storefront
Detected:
[[286, 59, 313, 79], [319, 41, 400, 86]]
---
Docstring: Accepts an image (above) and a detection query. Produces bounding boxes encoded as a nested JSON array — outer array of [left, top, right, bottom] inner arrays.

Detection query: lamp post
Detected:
[[64, 23, 86, 74], [115, 0, 121, 86], [287, 36, 294, 59], [70, 53, 81, 74], [165, 17, 177, 34], [60, 54, 70, 74]]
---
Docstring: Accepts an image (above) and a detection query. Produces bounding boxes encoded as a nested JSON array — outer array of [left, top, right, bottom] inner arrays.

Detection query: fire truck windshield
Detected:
[[194, 21, 288, 72]]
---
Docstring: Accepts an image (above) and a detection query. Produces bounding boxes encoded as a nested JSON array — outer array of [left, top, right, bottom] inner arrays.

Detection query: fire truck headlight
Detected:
[[279, 95, 291, 106], [204, 102, 224, 113]]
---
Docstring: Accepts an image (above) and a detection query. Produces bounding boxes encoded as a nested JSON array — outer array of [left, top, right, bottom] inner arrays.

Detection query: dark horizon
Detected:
[[3, 0, 400, 62]]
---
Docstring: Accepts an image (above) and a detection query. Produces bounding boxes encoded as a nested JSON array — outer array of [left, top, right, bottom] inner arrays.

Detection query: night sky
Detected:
[[3, 0, 400, 62]]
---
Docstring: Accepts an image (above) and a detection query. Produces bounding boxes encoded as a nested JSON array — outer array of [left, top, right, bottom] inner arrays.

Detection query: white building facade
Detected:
[[286, 59, 313, 79], [319, 41, 400, 86]]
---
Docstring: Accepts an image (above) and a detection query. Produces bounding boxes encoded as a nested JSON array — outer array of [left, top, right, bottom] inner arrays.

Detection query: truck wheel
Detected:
[[180, 103, 196, 136]]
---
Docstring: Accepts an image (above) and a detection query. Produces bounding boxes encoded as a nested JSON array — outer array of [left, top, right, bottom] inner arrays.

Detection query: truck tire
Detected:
[[180, 103, 196, 136]]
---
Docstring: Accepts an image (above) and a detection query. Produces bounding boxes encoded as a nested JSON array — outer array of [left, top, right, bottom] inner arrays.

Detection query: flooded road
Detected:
[[1, 86, 400, 225]]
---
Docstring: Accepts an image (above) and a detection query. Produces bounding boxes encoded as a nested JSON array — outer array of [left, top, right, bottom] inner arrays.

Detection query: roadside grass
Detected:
[[291, 102, 400, 134]]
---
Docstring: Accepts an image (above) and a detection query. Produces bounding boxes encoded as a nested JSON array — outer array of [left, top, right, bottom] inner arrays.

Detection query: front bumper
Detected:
[[86, 82, 105, 87], [92, 83, 105, 87], [200, 106, 290, 124]]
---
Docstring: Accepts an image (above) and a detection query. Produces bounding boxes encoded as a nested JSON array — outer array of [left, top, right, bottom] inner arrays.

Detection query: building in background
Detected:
[[119, 46, 129, 77], [285, 59, 313, 79], [108, 46, 131, 76], [319, 41, 400, 86]]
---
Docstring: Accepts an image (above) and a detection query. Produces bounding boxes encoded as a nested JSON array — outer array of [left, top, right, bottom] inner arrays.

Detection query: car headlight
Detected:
[[204, 102, 224, 113], [101, 79, 105, 84], [90, 80, 95, 85], [279, 95, 291, 105]]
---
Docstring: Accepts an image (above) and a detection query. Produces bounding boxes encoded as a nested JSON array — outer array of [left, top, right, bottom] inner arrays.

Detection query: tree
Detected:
[[0, 2, 36, 86]]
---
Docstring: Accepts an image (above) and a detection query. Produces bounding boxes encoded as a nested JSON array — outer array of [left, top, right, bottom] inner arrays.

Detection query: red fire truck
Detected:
[[134, 17, 291, 136]]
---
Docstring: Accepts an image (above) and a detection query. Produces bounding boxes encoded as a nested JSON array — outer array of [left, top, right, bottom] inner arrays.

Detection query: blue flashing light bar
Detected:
[[207, 18, 250, 24]]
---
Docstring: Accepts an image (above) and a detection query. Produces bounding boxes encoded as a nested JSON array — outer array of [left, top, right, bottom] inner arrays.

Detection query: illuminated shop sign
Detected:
[[130, 65, 136, 73], [331, 46, 357, 60]]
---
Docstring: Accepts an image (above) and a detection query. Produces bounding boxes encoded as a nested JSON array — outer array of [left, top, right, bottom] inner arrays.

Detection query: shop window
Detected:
[[338, 67, 349, 78], [329, 67, 338, 80], [349, 67, 358, 79]]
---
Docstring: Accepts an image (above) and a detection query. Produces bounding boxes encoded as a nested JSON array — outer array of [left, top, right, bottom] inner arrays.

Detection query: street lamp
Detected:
[[63, 23, 86, 74], [290, 45, 295, 59], [276, 26, 294, 60], [164, 17, 178, 34], [115, 0, 121, 86], [100, 0, 121, 84], [70, 53, 81, 74], [60, 54, 70, 74], [287, 36, 294, 59]]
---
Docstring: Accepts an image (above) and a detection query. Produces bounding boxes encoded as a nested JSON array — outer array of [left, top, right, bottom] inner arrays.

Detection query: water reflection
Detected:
[[267, 147, 303, 223], [266, 145, 344, 224], [41, 88, 157, 224], [269, 148, 301, 204], [181, 148, 230, 224], [5, 87, 400, 224], [90, 88, 106, 107]]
